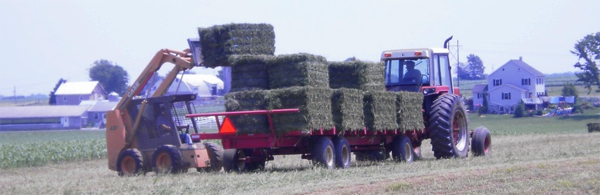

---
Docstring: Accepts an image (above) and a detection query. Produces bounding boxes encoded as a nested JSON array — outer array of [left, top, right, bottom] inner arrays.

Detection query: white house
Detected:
[[473, 57, 546, 113], [54, 81, 107, 105], [149, 74, 224, 97]]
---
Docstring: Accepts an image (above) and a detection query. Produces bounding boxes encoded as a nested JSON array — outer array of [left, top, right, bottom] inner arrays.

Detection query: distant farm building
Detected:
[[54, 81, 107, 105], [149, 74, 224, 97], [0, 106, 89, 130]]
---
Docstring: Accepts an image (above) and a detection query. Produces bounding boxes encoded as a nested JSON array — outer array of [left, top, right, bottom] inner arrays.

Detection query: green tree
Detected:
[[571, 32, 600, 94], [455, 62, 470, 80], [561, 83, 579, 100], [89, 60, 129, 96], [466, 54, 486, 80], [48, 78, 66, 105], [513, 100, 526, 118], [479, 93, 488, 115]]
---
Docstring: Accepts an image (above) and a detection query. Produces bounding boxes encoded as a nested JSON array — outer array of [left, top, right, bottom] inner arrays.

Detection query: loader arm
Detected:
[[106, 48, 197, 171]]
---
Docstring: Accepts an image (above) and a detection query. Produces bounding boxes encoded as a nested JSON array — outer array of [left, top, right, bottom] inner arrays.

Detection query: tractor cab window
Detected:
[[385, 58, 430, 87]]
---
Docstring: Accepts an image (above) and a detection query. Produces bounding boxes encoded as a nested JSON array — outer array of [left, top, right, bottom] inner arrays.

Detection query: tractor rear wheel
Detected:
[[152, 145, 184, 174], [429, 94, 469, 159], [311, 137, 335, 169], [332, 136, 351, 168], [116, 148, 144, 176], [471, 126, 491, 156], [203, 142, 224, 172], [223, 149, 246, 172], [391, 135, 414, 162]]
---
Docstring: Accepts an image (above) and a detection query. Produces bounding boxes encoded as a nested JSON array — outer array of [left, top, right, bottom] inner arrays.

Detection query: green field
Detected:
[[0, 107, 599, 194]]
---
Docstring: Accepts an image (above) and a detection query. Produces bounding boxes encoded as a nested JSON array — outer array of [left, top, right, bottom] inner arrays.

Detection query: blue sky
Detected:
[[1, 0, 599, 96]]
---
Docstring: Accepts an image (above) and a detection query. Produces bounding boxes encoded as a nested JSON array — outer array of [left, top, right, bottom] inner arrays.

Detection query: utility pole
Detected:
[[456, 40, 460, 88], [13, 86, 17, 105]]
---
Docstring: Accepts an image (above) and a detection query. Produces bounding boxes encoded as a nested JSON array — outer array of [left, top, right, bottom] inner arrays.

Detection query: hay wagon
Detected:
[[187, 108, 432, 171]]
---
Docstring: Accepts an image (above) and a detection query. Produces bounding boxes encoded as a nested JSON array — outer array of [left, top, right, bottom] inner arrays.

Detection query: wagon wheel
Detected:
[[332, 136, 351, 168], [311, 136, 335, 169], [391, 135, 414, 162]]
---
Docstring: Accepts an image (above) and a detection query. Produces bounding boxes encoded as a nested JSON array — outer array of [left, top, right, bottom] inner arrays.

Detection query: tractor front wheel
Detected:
[[429, 93, 470, 159], [471, 126, 491, 156]]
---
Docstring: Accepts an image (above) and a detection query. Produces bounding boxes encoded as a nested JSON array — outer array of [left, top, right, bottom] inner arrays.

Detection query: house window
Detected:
[[79, 96, 83, 100], [521, 78, 531, 85], [94, 113, 99, 119], [493, 79, 503, 86], [63, 96, 67, 101], [536, 78, 544, 85], [501, 92, 511, 100], [477, 93, 482, 98]]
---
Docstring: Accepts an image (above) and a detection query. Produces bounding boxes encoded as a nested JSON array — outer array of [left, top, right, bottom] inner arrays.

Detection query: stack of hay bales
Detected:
[[395, 91, 425, 131], [331, 88, 364, 132], [198, 23, 275, 68], [328, 61, 385, 91], [224, 90, 272, 134], [363, 91, 398, 131], [588, 123, 600, 133], [271, 87, 333, 134], [228, 55, 272, 92], [268, 53, 329, 89]]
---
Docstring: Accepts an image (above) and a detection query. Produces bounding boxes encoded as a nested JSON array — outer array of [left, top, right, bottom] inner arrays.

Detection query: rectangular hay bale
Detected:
[[229, 55, 273, 92], [395, 91, 425, 131], [271, 87, 333, 134], [332, 88, 364, 132], [329, 61, 385, 91], [198, 23, 276, 68], [224, 90, 272, 134], [363, 91, 398, 131], [268, 53, 330, 89]]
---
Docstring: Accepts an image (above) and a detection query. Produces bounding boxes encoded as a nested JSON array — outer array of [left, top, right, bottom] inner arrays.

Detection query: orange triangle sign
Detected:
[[219, 117, 236, 134]]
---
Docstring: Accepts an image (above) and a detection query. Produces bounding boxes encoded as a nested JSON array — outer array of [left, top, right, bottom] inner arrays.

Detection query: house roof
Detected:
[[87, 101, 117, 112], [472, 84, 488, 93], [488, 83, 527, 92], [0, 105, 90, 118], [491, 59, 544, 78], [55, 81, 102, 95]]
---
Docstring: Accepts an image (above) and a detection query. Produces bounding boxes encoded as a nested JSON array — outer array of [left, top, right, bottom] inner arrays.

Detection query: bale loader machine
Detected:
[[105, 39, 225, 176]]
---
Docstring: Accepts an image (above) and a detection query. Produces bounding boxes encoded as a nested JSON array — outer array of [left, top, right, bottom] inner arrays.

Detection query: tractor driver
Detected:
[[156, 105, 172, 135], [403, 61, 422, 84]]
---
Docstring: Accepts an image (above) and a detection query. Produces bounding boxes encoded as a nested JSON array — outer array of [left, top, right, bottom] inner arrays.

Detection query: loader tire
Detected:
[[429, 94, 469, 159], [311, 136, 335, 169], [471, 126, 491, 156], [391, 135, 414, 162], [332, 136, 351, 168], [116, 148, 144, 176], [203, 142, 224, 172], [152, 145, 184, 174]]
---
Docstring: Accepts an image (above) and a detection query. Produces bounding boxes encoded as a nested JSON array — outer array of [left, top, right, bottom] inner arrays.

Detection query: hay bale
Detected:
[[395, 91, 425, 131], [331, 88, 364, 132], [198, 23, 276, 68], [271, 87, 333, 134], [268, 53, 329, 89], [363, 91, 398, 131], [224, 90, 272, 134], [329, 61, 385, 91], [588, 123, 600, 133], [228, 55, 273, 92]]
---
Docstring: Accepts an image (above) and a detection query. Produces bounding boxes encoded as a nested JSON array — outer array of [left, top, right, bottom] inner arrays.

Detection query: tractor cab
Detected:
[[381, 48, 457, 96]]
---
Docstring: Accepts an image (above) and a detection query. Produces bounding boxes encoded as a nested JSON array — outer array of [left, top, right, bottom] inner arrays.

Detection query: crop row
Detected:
[[0, 139, 106, 169]]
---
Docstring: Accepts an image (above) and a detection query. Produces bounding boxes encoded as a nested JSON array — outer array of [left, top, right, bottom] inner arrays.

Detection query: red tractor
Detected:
[[381, 36, 491, 159]]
